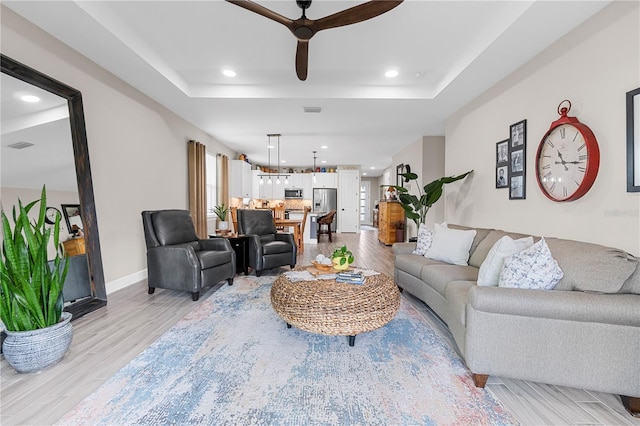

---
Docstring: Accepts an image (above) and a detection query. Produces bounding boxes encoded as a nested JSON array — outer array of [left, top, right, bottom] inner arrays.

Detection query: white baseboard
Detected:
[[106, 269, 147, 294]]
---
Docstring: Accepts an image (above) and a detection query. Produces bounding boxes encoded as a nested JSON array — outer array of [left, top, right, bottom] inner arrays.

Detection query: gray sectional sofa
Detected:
[[393, 225, 640, 415]]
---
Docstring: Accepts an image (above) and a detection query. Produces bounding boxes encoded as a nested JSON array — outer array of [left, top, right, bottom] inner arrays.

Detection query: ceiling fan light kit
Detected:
[[226, 0, 404, 80]]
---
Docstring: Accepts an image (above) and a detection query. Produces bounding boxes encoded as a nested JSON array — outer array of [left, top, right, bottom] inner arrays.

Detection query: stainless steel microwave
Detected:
[[284, 188, 303, 199]]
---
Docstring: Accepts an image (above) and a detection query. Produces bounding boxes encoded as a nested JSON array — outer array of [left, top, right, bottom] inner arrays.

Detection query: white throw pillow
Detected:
[[477, 236, 534, 286], [425, 223, 477, 266], [412, 223, 434, 255], [499, 237, 564, 290]]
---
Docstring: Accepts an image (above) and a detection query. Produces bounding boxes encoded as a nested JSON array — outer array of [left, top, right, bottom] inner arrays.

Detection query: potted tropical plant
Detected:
[[394, 170, 473, 229], [214, 204, 230, 231], [331, 245, 354, 271], [0, 186, 73, 373]]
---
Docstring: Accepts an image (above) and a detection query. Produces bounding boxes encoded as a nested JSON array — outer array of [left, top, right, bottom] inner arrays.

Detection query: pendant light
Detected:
[[276, 134, 281, 185], [312, 150, 317, 184], [259, 134, 289, 185]]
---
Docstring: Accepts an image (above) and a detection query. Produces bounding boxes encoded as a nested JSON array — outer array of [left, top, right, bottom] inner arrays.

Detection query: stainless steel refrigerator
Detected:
[[312, 188, 337, 232]]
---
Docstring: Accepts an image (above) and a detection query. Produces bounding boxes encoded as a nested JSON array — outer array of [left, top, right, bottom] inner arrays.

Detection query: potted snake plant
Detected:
[[214, 204, 230, 231], [0, 186, 72, 373]]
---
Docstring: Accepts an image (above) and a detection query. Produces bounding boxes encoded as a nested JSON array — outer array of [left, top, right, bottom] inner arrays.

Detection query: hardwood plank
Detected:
[[578, 402, 637, 426]]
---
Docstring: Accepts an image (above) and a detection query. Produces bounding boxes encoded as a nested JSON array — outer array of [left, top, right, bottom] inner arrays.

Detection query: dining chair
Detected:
[[298, 206, 311, 253], [272, 205, 285, 231]]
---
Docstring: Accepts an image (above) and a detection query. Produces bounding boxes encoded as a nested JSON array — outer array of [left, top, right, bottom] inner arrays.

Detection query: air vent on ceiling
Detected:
[[8, 141, 34, 150], [303, 106, 322, 113]]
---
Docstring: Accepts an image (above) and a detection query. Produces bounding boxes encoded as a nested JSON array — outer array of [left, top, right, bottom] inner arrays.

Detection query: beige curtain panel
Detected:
[[188, 140, 207, 238]]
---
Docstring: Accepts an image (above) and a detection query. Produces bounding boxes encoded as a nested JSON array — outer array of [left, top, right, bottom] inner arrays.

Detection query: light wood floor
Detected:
[[1, 229, 638, 425]]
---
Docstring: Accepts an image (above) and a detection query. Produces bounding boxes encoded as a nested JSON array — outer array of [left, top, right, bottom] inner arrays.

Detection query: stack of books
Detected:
[[335, 272, 365, 285]]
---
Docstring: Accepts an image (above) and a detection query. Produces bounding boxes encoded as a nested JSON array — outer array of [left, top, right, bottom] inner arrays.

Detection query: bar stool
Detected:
[[317, 210, 336, 242]]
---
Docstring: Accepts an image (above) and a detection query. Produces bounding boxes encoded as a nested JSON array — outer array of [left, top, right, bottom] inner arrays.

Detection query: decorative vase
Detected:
[[333, 257, 350, 271], [2, 312, 73, 373], [218, 221, 229, 231]]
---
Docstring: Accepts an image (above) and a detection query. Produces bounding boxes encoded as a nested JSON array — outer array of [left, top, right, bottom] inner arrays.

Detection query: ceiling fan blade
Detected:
[[226, 0, 294, 30], [315, 0, 403, 31], [296, 40, 309, 81]]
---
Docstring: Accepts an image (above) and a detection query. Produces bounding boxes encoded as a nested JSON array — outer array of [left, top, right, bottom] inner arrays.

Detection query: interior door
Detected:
[[338, 170, 359, 233]]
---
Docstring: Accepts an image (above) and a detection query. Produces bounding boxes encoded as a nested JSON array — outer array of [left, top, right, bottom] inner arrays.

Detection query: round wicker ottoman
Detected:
[[270, 269, 401, 346]]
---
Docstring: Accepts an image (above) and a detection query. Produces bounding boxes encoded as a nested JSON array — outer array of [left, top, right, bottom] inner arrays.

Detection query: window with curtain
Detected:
[[206, 151, 217, 215]]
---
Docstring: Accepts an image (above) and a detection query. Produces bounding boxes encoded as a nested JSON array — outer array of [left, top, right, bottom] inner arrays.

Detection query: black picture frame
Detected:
[[508, 120, 527, 199], [509, 174, 525, 200], [510, 119, 526, 149], [627, 87, 640, 192], [496, 165, 508, 188], [61, 204, 83, 236], [396, 163, 411, 188], [495, 139, 509, 188]]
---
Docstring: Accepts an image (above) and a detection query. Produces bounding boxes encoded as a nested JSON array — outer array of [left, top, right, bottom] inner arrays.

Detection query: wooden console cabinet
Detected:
[[62, 237, 86, 257], [378, 201, 404, 245]]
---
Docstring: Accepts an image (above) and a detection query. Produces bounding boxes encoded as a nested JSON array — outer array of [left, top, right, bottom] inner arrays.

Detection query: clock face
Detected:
[[45, 207, 61, 225], [536, 123, 597, 201]]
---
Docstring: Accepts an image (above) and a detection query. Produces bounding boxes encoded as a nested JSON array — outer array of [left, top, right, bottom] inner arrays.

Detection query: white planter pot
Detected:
[[218, 221, 229, 231], [2, 312, 73, 373]]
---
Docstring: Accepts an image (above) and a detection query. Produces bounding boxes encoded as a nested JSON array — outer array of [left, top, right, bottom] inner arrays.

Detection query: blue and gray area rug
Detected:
[[59, 274, 518, 425]]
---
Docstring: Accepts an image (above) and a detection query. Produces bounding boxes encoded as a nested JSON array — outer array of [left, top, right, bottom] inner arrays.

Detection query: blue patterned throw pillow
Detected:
[[412, 223, 435, 256], [498, 237, 563, 290]]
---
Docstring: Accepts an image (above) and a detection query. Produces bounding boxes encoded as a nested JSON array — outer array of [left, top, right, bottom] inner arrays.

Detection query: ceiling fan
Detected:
[[226, 0, 403, 81]]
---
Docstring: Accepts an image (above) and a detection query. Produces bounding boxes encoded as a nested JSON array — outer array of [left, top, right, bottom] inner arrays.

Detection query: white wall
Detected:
[[444, 2, 640, 256], [387, 136, 446, 238], [1, 7, 237, 291]]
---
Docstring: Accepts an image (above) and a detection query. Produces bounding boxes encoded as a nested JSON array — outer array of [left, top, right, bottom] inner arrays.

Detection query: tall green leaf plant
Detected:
[[0, 186, 69, 331], [394, 170, 473, 229]]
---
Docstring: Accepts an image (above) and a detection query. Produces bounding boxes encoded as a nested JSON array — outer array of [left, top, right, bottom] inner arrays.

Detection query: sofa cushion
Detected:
[[394, 254, 442, 277], [499, 238, 563, 290], [413, 223, 435, 255], [545, 238, 638, 293], [619, 262, 640, 295], [449, 224, 493, 264], [425, 223, 477, 266], [444, 280, 475, 326], [468, 229, 538, 268], [478, 236, 534, 286], [420, 264, 478, 297]]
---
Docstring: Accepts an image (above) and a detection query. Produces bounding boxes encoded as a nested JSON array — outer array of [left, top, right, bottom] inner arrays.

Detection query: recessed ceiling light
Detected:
[[321, 145, 328, 149], [370, 166, 375, 170], [20, 95, 40, 103], [281, 160, 286, 163], [384, 70, 399, 78], [267, 145, 275, 149], [362, 172, 367, 176], [321, 160, 327, 164], [222, 69, 237, 77]]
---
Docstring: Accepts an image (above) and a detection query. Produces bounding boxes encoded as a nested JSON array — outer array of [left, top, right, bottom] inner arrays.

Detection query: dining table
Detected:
[[274, 218, 304, 253]]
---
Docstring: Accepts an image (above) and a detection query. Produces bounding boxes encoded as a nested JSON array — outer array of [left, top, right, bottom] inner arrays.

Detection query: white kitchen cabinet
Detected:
[[287, 173, 303, 189], [230, 160, 252, 198], [312, 172, 337, 189], [252, 170, 261, 199]]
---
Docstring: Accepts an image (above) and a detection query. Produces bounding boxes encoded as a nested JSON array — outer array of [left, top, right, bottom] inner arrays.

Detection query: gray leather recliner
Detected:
[[237, 209, 297, 276], [141, 210, 235, 301]]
